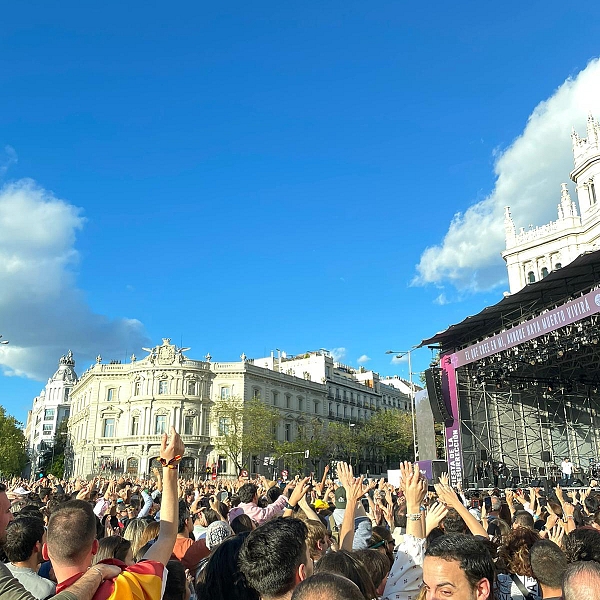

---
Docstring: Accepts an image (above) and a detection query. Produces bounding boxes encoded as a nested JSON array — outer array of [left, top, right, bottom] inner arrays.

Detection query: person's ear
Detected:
[[42, 542, 49, 561], [297, 562, 308, 583], [475, 578, 490, 600], [91, 538, 99, 556]]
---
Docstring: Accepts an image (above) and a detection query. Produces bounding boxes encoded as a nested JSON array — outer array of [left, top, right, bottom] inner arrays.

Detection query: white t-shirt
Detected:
[[561, 460, 573, 476]]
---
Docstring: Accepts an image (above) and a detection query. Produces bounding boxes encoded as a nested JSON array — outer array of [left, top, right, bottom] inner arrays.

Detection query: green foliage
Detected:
[[363, 409, 414, 463], [0, 405, 28, 477], [212, 396, 280, 471]]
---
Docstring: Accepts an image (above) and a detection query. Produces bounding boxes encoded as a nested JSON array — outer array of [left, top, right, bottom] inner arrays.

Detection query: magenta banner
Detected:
[[455, 289, 600, 368], [442, 354, 463, 488]]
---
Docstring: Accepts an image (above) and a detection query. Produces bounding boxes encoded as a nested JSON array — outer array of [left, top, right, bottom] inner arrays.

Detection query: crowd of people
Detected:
[[1, 429, 600, 600]]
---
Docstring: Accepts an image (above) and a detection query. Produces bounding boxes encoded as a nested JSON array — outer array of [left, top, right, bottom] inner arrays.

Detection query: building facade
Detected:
[[47, 343, 412, 478], [67, 339, 214, 478], [26, 351, 77, 476], [503, 113, 600, 293]]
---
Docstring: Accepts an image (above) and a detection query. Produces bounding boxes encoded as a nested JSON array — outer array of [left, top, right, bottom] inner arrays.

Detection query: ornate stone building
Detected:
[[67, 339, 214, 477], [503, 114, 600, 293], [27, 351, 78, 475], [61, 343, 411, 478]]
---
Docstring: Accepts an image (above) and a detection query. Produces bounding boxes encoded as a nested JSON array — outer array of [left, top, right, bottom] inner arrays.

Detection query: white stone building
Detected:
[[67, 339, 214, 478], [503, 114, 600, 293], [26, 351, 77, 475], [58, 343, 411, 478]]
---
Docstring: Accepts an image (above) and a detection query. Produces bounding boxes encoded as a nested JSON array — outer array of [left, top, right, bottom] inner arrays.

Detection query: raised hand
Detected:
[[426, 501, 448, 535]]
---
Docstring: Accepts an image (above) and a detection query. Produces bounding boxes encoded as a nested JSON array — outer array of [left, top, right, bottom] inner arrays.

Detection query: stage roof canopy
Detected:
[[420, 250, 600, 351]]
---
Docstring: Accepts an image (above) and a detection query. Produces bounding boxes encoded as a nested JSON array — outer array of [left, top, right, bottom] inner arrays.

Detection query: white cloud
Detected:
[[330, 347, 347, 362], [357, 354, 371, 364], [0, 146, 17, 177], [414, 58, 600, 292], [0, 179, 151, 380], [434, 293, 449, 306]]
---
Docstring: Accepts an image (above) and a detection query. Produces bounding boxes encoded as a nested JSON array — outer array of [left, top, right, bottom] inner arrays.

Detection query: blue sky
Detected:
[[1, 1, 600, 422]]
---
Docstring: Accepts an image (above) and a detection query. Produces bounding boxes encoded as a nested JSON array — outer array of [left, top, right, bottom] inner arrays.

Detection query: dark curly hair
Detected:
[[563, 527, 600, 563], [497, 527, 539, 577]]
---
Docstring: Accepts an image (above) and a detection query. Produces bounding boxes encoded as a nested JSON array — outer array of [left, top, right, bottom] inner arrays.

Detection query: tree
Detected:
[[212, 396, 280, 472], [363, 409, 414, 464], [0, 405, 28, 477], [274, 418, 333, 476]]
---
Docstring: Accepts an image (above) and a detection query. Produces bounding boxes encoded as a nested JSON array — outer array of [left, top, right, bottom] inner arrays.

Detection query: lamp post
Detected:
[[385, 349, 418, 461]]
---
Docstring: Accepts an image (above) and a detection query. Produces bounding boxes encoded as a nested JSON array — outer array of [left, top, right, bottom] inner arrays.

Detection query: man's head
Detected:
[[530, 540, 567, 593], [490, 496, 501, 512], [441, 508, 467, 534], [239, 517, 312, 599], [44, 500, 98, 573], [238, 483, 259, 504], [0, 483, 13, 540], [4, 516, 45, 564], [512, 510, 535, 530], [291, 572, 364, 600], [178, 500, 191, 534], [424, 533, 494, 600], [563, 560, 600, 600]]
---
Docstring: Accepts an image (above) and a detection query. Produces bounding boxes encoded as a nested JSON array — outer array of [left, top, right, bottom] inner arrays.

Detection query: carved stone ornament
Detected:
[[158, 339, 176, 365]]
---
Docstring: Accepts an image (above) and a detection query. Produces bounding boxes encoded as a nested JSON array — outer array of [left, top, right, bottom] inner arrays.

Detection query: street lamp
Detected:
[[385, 349, 418, 461], [0, 335, 8, 345]]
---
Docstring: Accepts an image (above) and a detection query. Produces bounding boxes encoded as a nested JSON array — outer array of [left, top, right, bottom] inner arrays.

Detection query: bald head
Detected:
[[563, 561, 600, 600]]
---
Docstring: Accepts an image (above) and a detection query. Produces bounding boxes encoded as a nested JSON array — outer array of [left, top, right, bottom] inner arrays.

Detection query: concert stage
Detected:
[[421, 250, 600, 489]]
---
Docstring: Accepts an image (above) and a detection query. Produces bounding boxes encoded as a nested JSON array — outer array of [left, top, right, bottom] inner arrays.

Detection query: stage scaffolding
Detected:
[[457, 363, 600, 484], [420, 251, 600, 487]]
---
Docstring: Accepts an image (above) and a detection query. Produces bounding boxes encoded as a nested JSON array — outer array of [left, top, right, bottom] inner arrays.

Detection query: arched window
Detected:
[[541, 267, 548, 278], [555, 263, 562, 269], [528, 271, 536, 283]]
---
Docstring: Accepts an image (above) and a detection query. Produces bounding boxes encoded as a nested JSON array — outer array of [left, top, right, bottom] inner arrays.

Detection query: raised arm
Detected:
[[143, 428, 185, 565]]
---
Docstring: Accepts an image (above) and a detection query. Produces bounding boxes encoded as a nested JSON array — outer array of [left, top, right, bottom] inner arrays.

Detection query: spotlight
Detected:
[[557, 349, 565, 358], [495, 381, 503, 390], [547, 384, 554, 393]]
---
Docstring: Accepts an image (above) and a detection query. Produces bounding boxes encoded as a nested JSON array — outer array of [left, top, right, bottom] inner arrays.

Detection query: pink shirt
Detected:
[[239, 494, 288, 524]]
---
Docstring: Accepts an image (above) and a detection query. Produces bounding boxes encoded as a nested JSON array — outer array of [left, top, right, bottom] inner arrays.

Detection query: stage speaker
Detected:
[[480, 449, 488, 462], [431, 460, 448, 483], [425, 368, 452, 423], [541, 451, 551, 462]]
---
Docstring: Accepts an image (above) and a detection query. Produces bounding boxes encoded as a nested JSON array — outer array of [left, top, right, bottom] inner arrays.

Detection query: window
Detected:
[[134, 381, 141, 396], [284, 423, 291, 442], [253, 388, 261, 400], [556, 263, 562, 269], [155, 415, 167, 435], [64, 388, 70, 401], [314, 401, 319, 414], [220, 387, 230, 399], [528, 271, 535, 283], [131, 416, 139, 436], [298, 397, 303, 412], [219, 417, 229, 436], [42, 424, 53, 435], [218, 456, 227, 474], [187, 380, 197, 395], [286, 394, 291, 409], [591, 182, 597, 204], [44, 409, 55, 421], [541, 267, 548, 278], [272, 391, 279, 406], [158, 380, 168, 395], [103, 418, 115, 438], [184, 415, 195, 435], [107, 388, 115, 401], [203, 410, 210, 435]]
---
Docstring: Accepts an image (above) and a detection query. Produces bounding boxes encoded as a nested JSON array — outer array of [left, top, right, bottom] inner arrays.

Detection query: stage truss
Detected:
[[456, 312, 600, 483]]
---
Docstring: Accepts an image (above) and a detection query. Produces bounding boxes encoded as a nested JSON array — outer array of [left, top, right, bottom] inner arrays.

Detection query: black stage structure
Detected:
[[420, 250, 600, 489]]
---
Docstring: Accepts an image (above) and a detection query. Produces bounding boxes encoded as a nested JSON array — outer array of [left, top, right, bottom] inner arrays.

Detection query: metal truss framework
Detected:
[[457, 362, 600, 483]]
